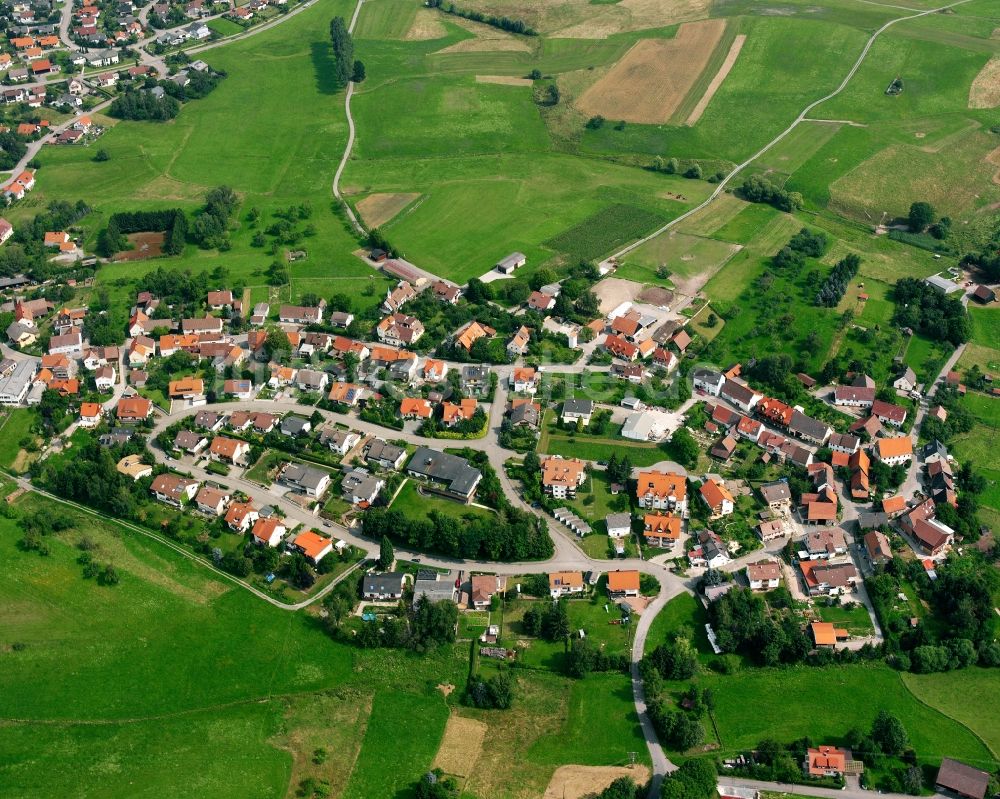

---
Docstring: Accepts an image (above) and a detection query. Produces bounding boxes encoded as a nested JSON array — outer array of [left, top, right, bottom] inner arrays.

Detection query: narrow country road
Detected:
[[331, 0, 366, 236], [720, 777, 921, 799]]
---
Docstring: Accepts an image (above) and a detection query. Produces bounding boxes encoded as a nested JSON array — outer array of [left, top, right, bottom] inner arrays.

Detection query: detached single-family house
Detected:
[[699, 478, 735, 518], [225, 502, 258, 533], [363, 572, 409, 601], [251, 516, 287, 547], [746, 559, 782, 591], [561, 398, 593, 427], [150, 474, 199, 506], [292, 530, 334, 564], [279, 463, 331, 498], [607, 570, 640, 598], [549, 571, 584, 598]]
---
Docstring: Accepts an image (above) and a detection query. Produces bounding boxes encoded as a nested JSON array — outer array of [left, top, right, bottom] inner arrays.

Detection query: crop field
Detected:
[[347, 153, 707, 282], [342, 690, 450, 799], [543, 203, 668, 262], [577, 17, 869, 164], [355, 191, 421, 228], [575, 20, 727, 124], [354, 0, 419, 39], [828, 126, 1000, 222]]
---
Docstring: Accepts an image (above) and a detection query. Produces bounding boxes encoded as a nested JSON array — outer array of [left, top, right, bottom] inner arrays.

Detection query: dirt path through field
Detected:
[[686, 33, 746, 125]]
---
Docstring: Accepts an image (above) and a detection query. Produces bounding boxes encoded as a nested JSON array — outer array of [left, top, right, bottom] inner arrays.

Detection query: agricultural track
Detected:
[[332, 0, 367, 236]]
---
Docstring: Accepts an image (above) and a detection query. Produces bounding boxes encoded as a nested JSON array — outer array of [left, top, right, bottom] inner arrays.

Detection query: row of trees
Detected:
[[425, 0, 536, 35], [329, 17, 364, 87], [815, 253, 861, 307]]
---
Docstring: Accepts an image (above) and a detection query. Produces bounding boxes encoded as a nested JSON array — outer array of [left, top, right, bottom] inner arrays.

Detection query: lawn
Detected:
[[509, 597, 632, 671], [644, 593, 714, 658], [390, 479, 493, 522], [969, 306, 1000, 350], [698, 665, 997, 767], [813, 601, 874, 635], [960, 391, 1000, 429], [562, 470, 629, 527], [950, 424, 1000, 511], [903, 668, 1000, 760]]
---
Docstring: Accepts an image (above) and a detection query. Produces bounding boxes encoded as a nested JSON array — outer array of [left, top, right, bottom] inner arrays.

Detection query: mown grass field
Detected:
[[903, 668, 1000, 758], [0, 489, 654, 797], [697, 665, 996, 767]]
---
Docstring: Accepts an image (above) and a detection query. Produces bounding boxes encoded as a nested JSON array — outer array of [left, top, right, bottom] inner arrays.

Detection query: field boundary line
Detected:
[[603, 0, 976, 267], [899, 673, 1000, 763], [1, 471, 365, 612]]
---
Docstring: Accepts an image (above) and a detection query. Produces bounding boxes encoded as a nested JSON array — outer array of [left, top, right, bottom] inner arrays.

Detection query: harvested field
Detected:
[[987, 146, 1000, 185], [576, 20, 726, 124], [433, 714, 488, 777], [112, 231, 165, 262], [543, 765, 651, 799], [971, 57, 1000, 108], [476, 75, 533, 86], [686, 34, 746, 125], [405, 7, 448, 40], [356, 192, 420, 228]]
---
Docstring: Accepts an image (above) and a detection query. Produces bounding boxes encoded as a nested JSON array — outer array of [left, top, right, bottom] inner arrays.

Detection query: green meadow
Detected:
[[0, 490, 649, 797]]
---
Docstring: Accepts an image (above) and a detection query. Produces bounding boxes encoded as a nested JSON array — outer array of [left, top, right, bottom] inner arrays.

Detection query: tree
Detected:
[[546, 83, 560, 105], [93, 149, 110, 162], [907, 201, 935, 232], [667, 427, 700, 469], [528, 68, 541, 79], [871, 710, 908, 756], [585, 115, 605, 130], [684, 163, 702, 179], [329, 16, 355, 87], [351, 59, 366, 82], [378, 535, 394, 569]]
